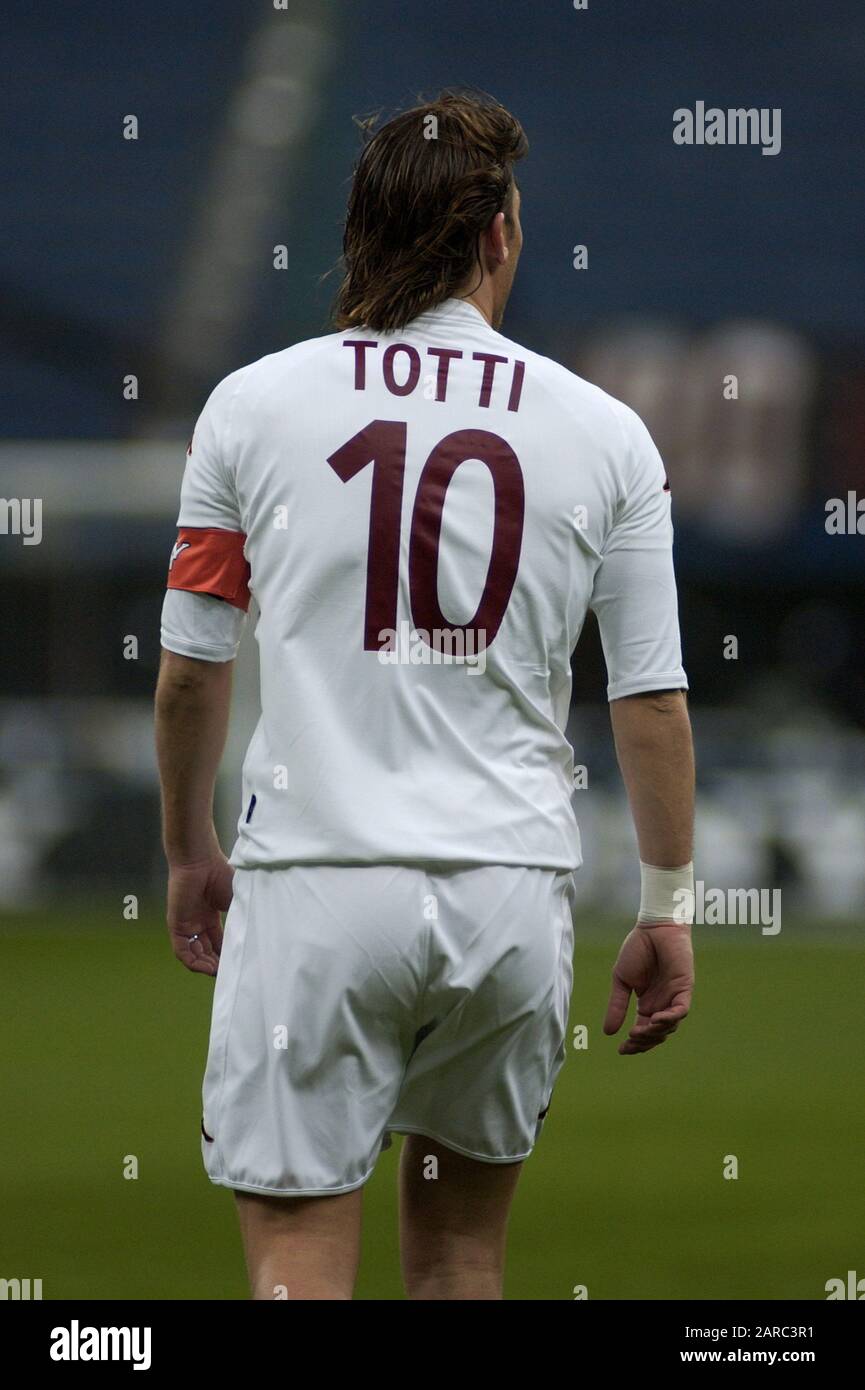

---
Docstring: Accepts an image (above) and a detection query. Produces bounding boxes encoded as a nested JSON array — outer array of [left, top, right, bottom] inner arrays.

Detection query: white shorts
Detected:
[[201, 862, 576, 1195]]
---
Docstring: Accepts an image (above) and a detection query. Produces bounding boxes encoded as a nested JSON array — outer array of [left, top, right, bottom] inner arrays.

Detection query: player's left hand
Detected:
[[603, 921, 694, 1055], [165, 851, 234, 976]]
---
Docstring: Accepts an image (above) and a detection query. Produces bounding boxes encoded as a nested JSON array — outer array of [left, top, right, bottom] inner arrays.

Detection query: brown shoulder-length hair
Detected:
[[333, 90, 527, 333]]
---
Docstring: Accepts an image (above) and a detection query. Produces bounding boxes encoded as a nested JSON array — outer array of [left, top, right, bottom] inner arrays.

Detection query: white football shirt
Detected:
[[161, 297, 687, 870]]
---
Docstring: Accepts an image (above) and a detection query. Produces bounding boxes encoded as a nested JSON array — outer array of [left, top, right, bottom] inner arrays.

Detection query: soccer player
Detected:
[[155, 90, 694, 1301]]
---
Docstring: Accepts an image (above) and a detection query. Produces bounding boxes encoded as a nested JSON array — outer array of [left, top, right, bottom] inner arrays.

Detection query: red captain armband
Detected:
[[166, 527, 251, 612]]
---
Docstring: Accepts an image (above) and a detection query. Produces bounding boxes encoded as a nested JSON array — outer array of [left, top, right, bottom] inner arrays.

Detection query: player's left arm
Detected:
[[589, 404, 694, 1052]]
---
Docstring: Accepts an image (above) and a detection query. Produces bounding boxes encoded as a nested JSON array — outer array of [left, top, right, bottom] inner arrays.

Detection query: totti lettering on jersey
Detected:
[[343, 338, 526, 411]]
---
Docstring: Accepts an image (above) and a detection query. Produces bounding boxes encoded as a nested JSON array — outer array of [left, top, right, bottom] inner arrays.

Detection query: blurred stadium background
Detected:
[[2, 0, 863, 1299]]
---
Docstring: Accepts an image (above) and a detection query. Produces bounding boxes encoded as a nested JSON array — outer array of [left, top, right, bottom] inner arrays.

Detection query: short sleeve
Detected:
[[589, 406, 688, 701], [164, 371, 251, 612], [176, 371, 244, 531], [161, 371, 251, 657], [161, 588, 246, 663]]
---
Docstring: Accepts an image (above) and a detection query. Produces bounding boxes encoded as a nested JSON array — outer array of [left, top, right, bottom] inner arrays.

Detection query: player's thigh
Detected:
[[235, 1189, 363, 1294], [399, 1134, 523, 1247], [235, 1188, 363, 1251]]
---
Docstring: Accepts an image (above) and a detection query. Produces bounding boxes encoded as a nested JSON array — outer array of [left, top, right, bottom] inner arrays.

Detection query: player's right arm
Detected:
[[155, 372, 251, 975], [588, 405, 695, 1055]]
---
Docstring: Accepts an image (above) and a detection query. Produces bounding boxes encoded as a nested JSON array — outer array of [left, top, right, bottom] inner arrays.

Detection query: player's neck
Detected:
[[456, 282, 498, 330]]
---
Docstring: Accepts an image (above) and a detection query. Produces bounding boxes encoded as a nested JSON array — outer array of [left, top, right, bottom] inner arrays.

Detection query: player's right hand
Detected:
[[603, 922, 694, 1055], [165, 851, 234, 977]]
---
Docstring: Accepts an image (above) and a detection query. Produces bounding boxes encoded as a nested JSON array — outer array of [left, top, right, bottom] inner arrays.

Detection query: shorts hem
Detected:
[[206, 1166, 376, 1198], [385, 1124, 531, 1164]]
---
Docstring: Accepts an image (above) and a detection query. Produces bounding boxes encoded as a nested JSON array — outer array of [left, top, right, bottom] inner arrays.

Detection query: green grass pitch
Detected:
[[1, 912, 861, 1300]]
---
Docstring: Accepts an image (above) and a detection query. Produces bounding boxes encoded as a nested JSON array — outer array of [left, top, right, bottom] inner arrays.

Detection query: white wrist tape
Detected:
[[638, 861, 694, 925]]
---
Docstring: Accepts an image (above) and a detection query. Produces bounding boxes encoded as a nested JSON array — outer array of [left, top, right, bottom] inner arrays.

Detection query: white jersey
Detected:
[[161, 297, 687, 870]]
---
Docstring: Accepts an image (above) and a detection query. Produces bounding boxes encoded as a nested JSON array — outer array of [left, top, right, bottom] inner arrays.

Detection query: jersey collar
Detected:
[[412, 297, 491, 330]]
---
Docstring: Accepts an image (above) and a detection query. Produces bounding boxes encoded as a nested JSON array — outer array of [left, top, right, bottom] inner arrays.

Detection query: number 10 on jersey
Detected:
[[327, 420, 525, 655]]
